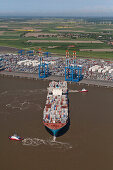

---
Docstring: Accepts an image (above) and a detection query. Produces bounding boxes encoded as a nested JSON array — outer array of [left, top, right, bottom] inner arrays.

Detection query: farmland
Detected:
[[0, 17, 113, 59]]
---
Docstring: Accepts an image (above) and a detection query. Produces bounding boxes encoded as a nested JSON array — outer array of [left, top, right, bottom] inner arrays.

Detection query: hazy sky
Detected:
[[1, 0, 113, 16]]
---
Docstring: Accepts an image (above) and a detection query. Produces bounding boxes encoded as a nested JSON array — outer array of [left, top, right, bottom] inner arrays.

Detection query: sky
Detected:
[[0, 0, 113, 16]]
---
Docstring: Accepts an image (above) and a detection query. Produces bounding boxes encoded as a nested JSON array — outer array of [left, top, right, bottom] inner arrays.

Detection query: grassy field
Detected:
[[0, 17, 113, 59], [49, 49, 113, 60]]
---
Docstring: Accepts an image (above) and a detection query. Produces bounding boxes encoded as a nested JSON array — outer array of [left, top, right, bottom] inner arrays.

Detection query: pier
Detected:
[[0, 70, 113, 88]]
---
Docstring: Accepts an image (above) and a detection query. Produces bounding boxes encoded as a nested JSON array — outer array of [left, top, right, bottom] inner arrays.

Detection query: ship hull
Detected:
[[8, 136, 23, 141], [79, 90, 88, 93], [44, 122, 67, 136], [46, 127, 60, 136]]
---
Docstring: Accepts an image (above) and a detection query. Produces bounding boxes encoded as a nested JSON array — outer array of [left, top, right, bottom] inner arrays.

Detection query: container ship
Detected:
[[43, 81, 68, 136]]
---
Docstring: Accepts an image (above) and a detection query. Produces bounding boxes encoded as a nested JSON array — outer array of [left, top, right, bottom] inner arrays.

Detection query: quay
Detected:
[[0, 70, 113, 88]]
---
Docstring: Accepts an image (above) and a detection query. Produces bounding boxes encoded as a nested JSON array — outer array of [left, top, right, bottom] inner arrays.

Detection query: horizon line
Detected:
[[1, 15, 113, 18]]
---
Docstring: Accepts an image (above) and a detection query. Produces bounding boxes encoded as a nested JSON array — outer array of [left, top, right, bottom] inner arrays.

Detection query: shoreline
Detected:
[[0, 70, 113, 88]]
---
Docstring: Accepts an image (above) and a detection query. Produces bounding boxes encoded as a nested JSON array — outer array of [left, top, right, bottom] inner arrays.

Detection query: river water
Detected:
[[0, 76, 113, 170]]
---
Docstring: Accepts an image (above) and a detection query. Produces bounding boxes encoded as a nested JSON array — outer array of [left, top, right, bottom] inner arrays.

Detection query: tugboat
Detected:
[[9, 134, 24, 141], [79, 88, 88, 93]]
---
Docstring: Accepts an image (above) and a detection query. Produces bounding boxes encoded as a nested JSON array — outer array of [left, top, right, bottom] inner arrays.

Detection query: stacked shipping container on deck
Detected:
[[43, 81, 68, 124]]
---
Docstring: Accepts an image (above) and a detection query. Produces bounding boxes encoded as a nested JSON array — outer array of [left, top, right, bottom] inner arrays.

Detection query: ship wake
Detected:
[[22, 137, 72, 150]]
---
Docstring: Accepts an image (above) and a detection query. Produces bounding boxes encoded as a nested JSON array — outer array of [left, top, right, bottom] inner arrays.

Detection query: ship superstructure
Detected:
[[43, 81, 68, 136]]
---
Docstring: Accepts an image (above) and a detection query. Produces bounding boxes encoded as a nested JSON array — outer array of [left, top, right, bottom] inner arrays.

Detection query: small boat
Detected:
[[9, 134, 24, 141], [79, 88, 88, 93]]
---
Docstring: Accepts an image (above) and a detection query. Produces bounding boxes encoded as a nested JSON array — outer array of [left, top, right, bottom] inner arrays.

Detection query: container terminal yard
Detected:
[[1, 51, 113, 87]]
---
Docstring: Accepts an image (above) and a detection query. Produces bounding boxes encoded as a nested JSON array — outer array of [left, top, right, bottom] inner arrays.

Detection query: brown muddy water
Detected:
[[0, 76, 113, 170]]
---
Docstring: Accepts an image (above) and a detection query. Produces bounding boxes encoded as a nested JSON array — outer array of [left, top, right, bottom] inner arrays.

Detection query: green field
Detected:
[[0, 17, 113, 59], [44, 48, 113, 60]]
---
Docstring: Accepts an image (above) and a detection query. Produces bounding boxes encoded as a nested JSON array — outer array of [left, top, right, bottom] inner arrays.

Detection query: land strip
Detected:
[[80, 49, 113, 52], [55, 30, 85, 33], [27, 40, 103, 43]]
